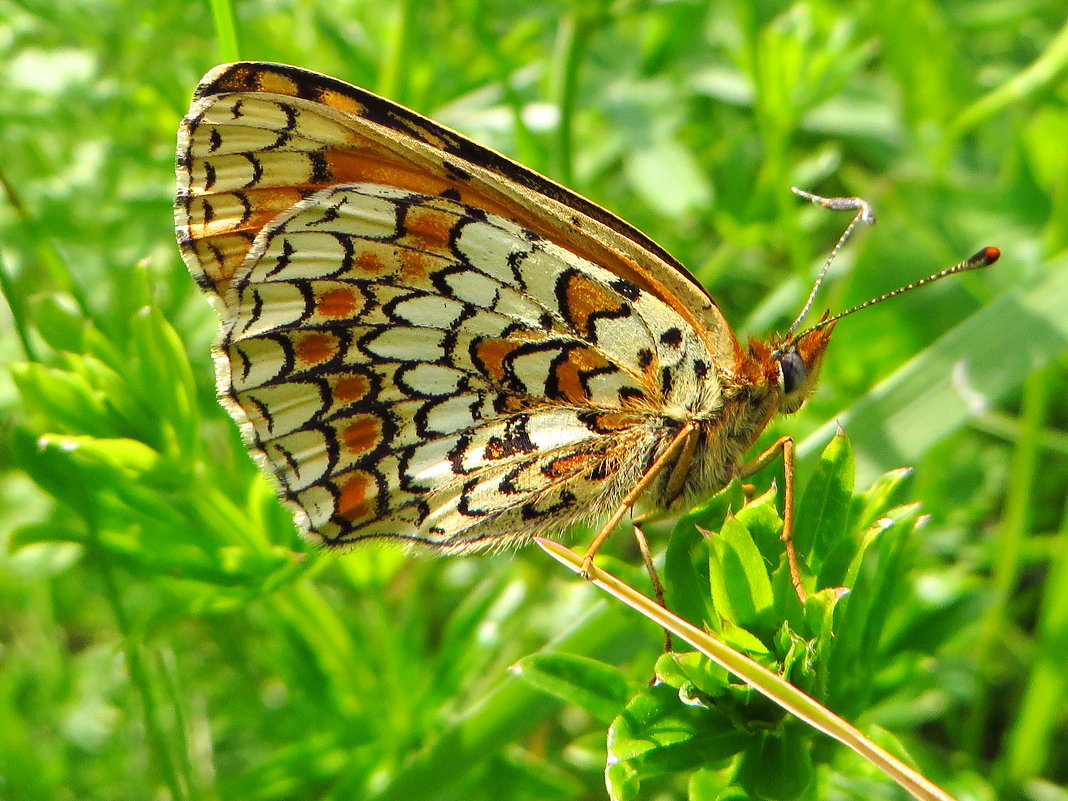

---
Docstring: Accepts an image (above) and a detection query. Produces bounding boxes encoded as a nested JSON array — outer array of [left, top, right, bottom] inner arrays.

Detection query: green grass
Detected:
[[1, 1, 1067, 799]]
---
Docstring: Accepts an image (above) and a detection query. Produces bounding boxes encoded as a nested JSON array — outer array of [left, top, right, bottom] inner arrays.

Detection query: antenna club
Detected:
[[976, 246, 1001, 266]]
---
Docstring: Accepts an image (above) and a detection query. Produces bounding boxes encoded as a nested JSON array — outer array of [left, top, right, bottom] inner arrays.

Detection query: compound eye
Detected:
[[778, 350, 807, 395]]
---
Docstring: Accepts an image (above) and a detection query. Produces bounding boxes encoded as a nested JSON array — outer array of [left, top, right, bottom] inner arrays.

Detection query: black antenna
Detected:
[[793, 246, 1000, 339], [787, 187, 1000, 340]]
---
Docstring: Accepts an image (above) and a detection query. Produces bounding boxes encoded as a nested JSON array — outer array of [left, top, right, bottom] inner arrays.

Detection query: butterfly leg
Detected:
[[579, 422, 698, 579], [738, 436, 806, 603], [631, 523, 673, 653]]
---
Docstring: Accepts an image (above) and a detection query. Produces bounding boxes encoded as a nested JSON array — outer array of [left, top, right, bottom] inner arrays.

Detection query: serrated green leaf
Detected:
[[511, 653, 629, 723]]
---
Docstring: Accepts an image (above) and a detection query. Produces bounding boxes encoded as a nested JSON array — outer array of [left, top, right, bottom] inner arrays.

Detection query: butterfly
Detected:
[[175, 62, 997, 593]]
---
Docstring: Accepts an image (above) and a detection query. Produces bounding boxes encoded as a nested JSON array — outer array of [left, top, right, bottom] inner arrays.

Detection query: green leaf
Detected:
[[128, 304, 199, 458], [511, 653, 629, 724], [10, 362, 113, 438], [794, 429, 854, 573], [625, 139, 713, 217], [708, 515, 775, 633], [734, 488, 784, 569], [64, 353, 146, 439], [666, 481, 746, 628], [716, 620, 773, 659], [27, 292, 86, 353], [8, 522, 87, 551], [851, 467, 912, 533], [607, 683, 749, 800], [655, 651, 730, 700], [827, 507, 919, 715], [733, 730, 814, 801], [689, 768, 755, 801], [38, 433, 161, 474]]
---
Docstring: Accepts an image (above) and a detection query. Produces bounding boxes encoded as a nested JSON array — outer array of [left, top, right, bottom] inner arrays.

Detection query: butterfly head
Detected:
[[771, 317, 837, 415], [737, 316, 835, 430]]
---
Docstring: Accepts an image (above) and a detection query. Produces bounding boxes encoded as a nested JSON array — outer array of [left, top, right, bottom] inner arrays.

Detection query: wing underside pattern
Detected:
[[175, 63, 736, 549], [216, 184, 717, 549]]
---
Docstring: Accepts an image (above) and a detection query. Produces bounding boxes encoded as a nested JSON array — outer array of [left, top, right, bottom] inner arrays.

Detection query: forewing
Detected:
[[175, 61, 739, 366]]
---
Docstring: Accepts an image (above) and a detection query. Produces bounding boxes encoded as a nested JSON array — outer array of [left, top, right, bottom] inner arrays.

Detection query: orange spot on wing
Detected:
[[399, 247, 435, 282], [354, 249, 389, 275], [318, 151, 457, 202], [400, 205, 456, 254], [542, 451, 599, 479], [341, 415, 382, 455], [473, 338, 524, 382], [590, 411, 644, 432], [554, 347, 613, 403], [401, 120, 449, 150], [318, 89, 365, 117], [562, 272, 626, 338], [295, 332, 337, 365], [332, 373, 370, 404], [258, 186, 309, 210], [321, 147, 380, 182], [318, 287, 360, 318], [337, 471, 376, 522], [253, 68, 298, 96]]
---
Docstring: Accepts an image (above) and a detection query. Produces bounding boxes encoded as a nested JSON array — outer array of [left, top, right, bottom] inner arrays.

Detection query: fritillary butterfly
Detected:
[[175, 63, 997, 589]]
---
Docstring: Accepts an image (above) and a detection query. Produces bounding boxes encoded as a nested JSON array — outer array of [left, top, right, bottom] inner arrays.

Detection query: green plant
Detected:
[[531, 434, 954, 800], [1, 2, 1066, 799]]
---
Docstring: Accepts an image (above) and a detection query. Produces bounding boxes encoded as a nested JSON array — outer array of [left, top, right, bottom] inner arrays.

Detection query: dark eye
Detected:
[[778, 350, 806, 395]]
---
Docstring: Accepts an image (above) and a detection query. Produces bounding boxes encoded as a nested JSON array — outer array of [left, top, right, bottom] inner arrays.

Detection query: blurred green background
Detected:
[[1, 1, 1067, 799]]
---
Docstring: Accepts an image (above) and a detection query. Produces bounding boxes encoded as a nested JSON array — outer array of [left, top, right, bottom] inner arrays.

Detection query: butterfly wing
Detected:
[[176, 63, 737, 549], [219, 183, 723, 548], [176, 61, 739, 365]]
